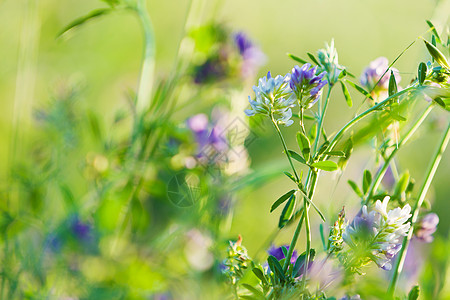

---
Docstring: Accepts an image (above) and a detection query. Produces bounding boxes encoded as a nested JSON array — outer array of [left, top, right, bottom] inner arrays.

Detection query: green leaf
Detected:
[[426, 20, 442, 44], [344, 80, 374, 100], [283, 171, 297, 183], [252, 267, 268, 286], [339, 80, 353, 107], [338, 138, 353, 170], [296, 132, 311, 161], [311, 161, 338, 171], [58, 8, 113, 38], [307, 52, 320, 65], [281, 246, 288, 257], [287, 53, 308, 64], [348, 180, 363, 197], [433, 97, 446, 109], [418, 62, 427, 85], [279, 195, 296, 229], [287, 150, 307, 165], [319, 223, 327, 251], [270, 190, 296, 213], [324, 151, 345, 157], [388, 70, 398, 97], [362, 170, 372, 195], [242, 284, 265, 299], [423, 38, 450, 69], [408, 285, 420, 300], [268, 256, 285, 281], [297, 187, 326, 222], [394, 171, 410, 195]]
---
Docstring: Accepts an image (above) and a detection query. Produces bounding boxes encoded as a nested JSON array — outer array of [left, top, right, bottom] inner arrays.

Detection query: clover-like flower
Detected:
[[267, 244, 298, 264], [222, 235, 252, 284], [245, 72, 295, 126], [360, 57, 401, 100], [414, 213, 439, 243], [342, 197, 411, 271], [289, 63, 328, 109]]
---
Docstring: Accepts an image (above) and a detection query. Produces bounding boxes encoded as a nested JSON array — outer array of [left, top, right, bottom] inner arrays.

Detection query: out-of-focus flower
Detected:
[[360, 57, 401, 100], [222, 235, 252, 284], [71, 216, 92, 241], [184, 229, 214, 271], [414, 213, 439, 243], [290, 63, 328, 108], [267, 244, 298, 264], [317, 39, 345, 86], [343, 197, 411, 271], [339, 295, 361, 300], [186, 113, 228, 163], [245, 72, 295, 126], [233, 32, 266, 78]]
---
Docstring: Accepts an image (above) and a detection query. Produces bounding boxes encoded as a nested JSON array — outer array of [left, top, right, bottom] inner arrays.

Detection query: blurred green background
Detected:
[[0, 0, 449, 297]]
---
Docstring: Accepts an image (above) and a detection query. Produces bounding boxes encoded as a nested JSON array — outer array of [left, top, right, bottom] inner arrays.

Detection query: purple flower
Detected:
[[186, 114, 228, 163], [233, 32, 266, 77], [414, 213, 439, 243], [267, 244, 298, 264], [71, 217, 91, 241], [289, 64, 328, 108], [360, 57, 401, 100]]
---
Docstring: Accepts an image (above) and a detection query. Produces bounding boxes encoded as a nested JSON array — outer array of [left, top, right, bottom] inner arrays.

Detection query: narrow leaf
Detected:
[[426, 20, 442, 44], [345, 80, 374, 100], [287, 150, 307, 165], [296, 132, 311, 161], [283, 171, 297, 183], [271, 189, 296, 212], [388, 70, 398, 97], [348, 180, 363, 197], [307, 52, 319, 65], [324, 151, 345, 157], [362, 170, 372, 194], [423, 38, 450, 69], [268, 256, 285, 281], [319, 223, 327, 251], [311, 161, 338, 171], [287, 53, 308, 64], [242, 284, 265, 299], [408, 285, 420, 300], [433, 97, 446, 109], [297, 187, 326, 222], [58, 9, 113, 38], [252, 268, 268, 285], [279, 195, 296, 228], [418, 62, 427, 85], [339, 80, 353, 107]]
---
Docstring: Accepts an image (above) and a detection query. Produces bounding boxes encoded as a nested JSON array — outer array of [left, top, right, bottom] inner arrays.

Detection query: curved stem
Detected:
[[313, 85, 332, 153], [135, 0, 155, 113], [388, 122, 450, 297], [365, 104, 434, 204]]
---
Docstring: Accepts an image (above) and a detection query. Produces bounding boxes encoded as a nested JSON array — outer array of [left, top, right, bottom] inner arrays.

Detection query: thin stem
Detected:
[[271, 118, 300, 182], [325, 86, 415, 154], [313, 85, 332, 153], [365, 104, 434, 204], [135, 0, 155, 113], [388, 122, 450, 296], [299, 106, 306, 135], [282, 209, 305, 272]]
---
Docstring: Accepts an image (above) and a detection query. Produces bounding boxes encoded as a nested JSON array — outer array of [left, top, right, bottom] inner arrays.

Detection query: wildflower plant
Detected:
[[224, 21, 450, 300]]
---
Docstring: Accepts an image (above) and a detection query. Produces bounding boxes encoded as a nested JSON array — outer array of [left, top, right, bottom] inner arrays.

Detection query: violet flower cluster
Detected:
[[360, 57, 402, 100], [245, 63, 328, 126], [343, 197, 411, 271]]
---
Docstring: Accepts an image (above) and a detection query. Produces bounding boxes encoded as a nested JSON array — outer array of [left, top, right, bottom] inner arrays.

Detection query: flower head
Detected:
[[317, 39, 345, 85], [267, 244, 298, 264], [233, 31, 266, 77], [289, 63, 328, 108], [245, 72, 295, 126], [414, 213, 439, 243], [343, 197, 411, 271], [360, 57, 401, 100]]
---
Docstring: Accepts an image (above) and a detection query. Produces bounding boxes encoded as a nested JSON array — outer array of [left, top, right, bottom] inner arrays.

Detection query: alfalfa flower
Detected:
[[317, 39, 345, 86], [245, 72, 295, 126], [222, 235, 252, 284], [360, 57, 401, 100], [289, 63, 328, 108], [414, 212, 439, 243], [342, 197, 411, 271], [233, 31, 266, 77]]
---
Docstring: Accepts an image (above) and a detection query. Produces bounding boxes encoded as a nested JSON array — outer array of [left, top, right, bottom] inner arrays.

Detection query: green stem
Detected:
[[365, 104, 434, 204], [325, 86, 415, 154], [388, 122, 450, 296], [135, 0, 155, 113], [313, 85, 332, 153], [271, 118, 300, 182]]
